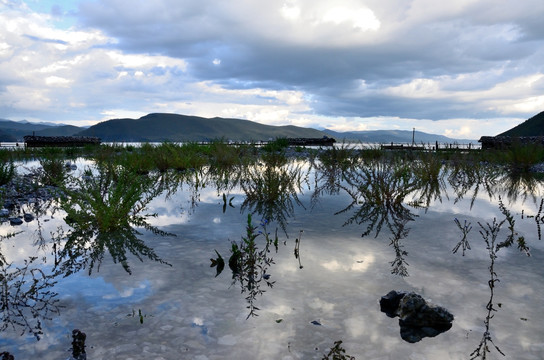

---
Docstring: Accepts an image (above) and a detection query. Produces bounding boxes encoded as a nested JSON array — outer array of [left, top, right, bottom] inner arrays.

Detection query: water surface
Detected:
[[1, 159, 543, 359]]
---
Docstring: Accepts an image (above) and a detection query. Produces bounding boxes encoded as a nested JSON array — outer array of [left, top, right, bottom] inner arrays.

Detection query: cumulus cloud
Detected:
[[1, 0, 543, 137]]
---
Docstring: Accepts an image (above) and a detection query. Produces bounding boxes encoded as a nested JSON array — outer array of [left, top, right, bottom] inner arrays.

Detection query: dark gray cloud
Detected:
[[1, 0, 543, 137], [72, 0, 544, 122]]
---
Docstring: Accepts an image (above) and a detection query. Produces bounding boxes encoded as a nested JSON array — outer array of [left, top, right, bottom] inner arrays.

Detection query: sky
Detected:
[[1, 0, 544, 139]]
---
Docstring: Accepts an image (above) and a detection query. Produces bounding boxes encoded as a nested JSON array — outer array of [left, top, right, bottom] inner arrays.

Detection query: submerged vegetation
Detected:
[[0, 140, 543, 358], [56, 163, 174, 275], [211, 214, 278, 318]]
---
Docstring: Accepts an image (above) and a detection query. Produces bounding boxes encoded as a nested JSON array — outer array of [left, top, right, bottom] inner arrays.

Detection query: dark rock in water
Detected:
[[23, 213, 35, 222], [9, 217, 23, 226], [72, 329, 87, 360], [0, 351, 15, 360], [379, 291, 454, 343], [380, 290, 405, 318], [0, 208, 8, 217], [399, 322, 452, 343]]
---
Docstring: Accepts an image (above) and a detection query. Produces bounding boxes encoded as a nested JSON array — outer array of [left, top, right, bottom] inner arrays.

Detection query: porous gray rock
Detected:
[[380, 291, 454, 343]]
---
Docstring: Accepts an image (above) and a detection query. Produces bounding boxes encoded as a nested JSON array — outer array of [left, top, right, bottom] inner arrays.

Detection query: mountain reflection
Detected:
[[54, 164, 174, 275]]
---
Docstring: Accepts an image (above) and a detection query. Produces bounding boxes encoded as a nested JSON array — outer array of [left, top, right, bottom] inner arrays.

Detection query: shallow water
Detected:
[[1, 159, 543, 359]]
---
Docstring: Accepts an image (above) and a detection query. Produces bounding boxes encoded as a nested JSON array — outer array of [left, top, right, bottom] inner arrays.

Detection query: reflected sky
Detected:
[[1, 159, 543, 359]]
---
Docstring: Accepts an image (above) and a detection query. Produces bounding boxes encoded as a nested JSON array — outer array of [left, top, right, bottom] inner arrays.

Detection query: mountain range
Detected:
[[322, 129, 475, 144], [2, 111, 542, 144]]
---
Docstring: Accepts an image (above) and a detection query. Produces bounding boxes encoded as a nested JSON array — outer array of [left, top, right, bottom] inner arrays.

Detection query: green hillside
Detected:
[[0, 129, 17, 142], [498, 111, 544, 136], [77, 113, 329, 142], [35, 125, 82, 136], [0, 119, 83, 140]]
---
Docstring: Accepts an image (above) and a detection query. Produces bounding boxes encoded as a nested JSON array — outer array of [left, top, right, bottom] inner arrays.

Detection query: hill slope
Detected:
[[35, 125, 82, 137], [0, 119, 82, 140], [498, 111, 544, 136], [77, 113, 329, 141], [323, 129, 476, 143]]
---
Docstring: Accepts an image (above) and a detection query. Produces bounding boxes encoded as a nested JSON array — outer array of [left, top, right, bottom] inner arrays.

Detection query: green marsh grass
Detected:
[[39, 157, 66, 186], [0, 160, 15, 186], [317, 141, 358, 169], [57, 163, 173, 275], [502, 143, 544, 173], [262, 137, 289, 153]]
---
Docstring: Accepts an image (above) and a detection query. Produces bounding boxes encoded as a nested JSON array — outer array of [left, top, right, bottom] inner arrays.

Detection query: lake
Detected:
[[1, 157, 543, 359]]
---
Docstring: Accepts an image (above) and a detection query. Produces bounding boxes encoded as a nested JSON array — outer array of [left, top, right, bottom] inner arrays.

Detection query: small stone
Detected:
[[9, 217, 23, 226], [0, 209, 9, 217]]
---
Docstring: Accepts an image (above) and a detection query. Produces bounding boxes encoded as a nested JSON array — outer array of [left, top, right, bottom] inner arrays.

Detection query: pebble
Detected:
[[9, 217, 23, 226], [23, 213, 35, 222]]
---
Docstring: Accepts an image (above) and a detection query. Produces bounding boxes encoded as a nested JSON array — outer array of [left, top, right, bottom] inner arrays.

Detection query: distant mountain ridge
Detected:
[[323, 129, 476, 143], [77, 113, 328, 141], [0, 113, 482, 143]]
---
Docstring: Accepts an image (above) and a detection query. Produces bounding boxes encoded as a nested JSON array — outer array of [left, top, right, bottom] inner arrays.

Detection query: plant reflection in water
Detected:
[[211, 215, 278, 318], [447, 161, 500, 209], [336, 160, 422, 276], [240, 156, 307, 234], [54, 163, 174, 276], [0, 240, 61, 340], [454, 199, 531, 359]]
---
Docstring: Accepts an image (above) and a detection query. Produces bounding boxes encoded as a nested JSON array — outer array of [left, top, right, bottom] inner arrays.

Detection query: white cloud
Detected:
[[44, 75, 71, 86], [321, 6, 380, 31], [280, 3, 301, 21], [0, 0, 543, 137]]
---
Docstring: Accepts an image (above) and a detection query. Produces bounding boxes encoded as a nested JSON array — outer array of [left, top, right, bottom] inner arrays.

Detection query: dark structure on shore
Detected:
[[23, 135, 101, 148], [286, 136, 336, 146], [479, 136, 544, 150]]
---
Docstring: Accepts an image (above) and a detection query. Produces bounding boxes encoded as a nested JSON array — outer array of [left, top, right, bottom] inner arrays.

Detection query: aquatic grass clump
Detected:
[[56, 163, 173, 275], [0, 161, 15, 186], [502, 143, 544, 173], [240, 160, 305, 233], [336, 159, 422, 276], [208, 140, 245, 167], [360, 144, 386, 161], [39, 157, 67, 186], [318, 141, 358, 169], [211, 214, 278, 318], [61, 163, 161, 233], [339, 159, 420, 237], [446, 160, 501, 209], [412, 153, 447, 208], [262, 137, 289, 153]]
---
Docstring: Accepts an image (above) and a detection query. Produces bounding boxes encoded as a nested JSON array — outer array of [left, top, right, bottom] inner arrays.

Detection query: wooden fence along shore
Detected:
[[380, 142, 479, 151], [5, 136, 476, 150]]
